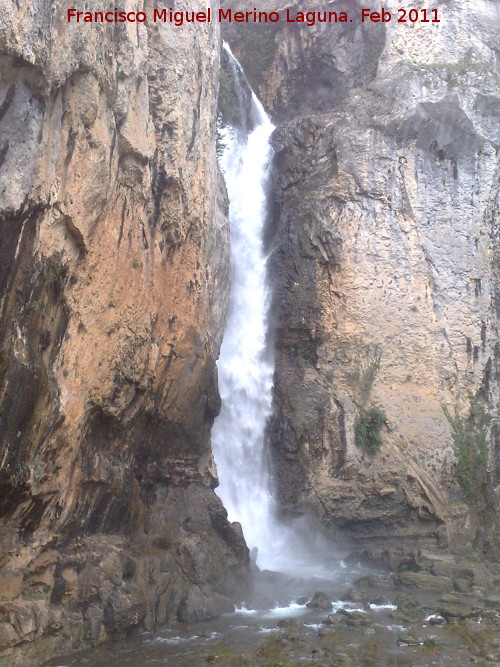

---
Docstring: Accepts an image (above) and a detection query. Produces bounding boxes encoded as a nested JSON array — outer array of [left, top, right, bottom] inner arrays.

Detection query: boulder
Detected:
[[306, 592, 333, 611], [393, 572, 452, 593], [177, 588, 234, 623]]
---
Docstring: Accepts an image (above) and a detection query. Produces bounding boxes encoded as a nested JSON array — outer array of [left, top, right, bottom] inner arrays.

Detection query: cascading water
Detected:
[[211, 44, 278, 570], [212, 46, 338, 576]]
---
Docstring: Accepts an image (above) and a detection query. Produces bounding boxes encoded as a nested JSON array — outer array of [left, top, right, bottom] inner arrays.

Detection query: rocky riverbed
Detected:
[[43, 541, 500, 666]]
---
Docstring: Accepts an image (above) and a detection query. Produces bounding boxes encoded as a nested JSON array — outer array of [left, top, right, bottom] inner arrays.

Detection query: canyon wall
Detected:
[[231, 0, 500, 543], [0, 1, 248, 664]]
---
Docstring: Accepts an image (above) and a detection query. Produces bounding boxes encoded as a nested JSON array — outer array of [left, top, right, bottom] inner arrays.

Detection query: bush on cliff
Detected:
[[355, 406, 387, 455], [443, 397, 488, 504]]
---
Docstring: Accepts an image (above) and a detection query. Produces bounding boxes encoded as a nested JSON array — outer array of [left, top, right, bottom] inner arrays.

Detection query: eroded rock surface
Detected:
[[0, 1, 248, 664], [232, 0, 500, 541]]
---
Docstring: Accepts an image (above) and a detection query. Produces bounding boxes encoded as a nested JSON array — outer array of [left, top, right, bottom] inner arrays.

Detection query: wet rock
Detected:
[[324, 611, 347, 627], [325, 608, 369, 628], [427, 614, 447, 626], [346, 548, 420, 573], [177, 588, 234, 623], [325, 612, 340, 625], [102, 588, 145, 634], [306, 592, 333, 611], [84, 605, 105, 642], [393, 572, 453, 593], [437, 603, 483, 621], [394, 594, 420, 610], [397, 634, 420, 646], [353, 575, 377, 588], [345, 611, 370, 627], [259, 570, 289, 584], [371, 595, 390, 606], [418, 551, 457, 575], [343, 587, 367, 603]]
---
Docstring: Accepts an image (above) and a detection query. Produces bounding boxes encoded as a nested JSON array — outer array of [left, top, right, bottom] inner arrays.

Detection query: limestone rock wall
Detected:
[[0, 1, 248, 664], [233, 0, 500, 542]]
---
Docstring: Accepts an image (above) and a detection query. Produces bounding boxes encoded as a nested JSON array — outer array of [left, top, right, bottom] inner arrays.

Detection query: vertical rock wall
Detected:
[[232, 0, 500, 543], [0, 1, 248, 664]]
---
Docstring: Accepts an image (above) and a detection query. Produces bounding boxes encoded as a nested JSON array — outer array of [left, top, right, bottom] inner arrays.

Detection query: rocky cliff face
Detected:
[[0, 1, 248, 664], [232, 0, 500, 543]]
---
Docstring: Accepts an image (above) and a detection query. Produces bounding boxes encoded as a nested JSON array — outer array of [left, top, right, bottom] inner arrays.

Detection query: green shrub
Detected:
[[355, 407, 387, 455], [217, 60, 239, 127], [443, 396, 488, 504], [216, 112, 227, 159]]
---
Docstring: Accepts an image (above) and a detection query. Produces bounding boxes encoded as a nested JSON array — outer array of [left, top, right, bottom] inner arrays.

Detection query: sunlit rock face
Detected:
[[232, 0, 500, 543], [0, 1, 249, 663]]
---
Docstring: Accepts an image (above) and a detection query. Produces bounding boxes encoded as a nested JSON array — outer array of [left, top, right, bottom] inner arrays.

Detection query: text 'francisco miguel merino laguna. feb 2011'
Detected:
[[66, 7, 442, 26]]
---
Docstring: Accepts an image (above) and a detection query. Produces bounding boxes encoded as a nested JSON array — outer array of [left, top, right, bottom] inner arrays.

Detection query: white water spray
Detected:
[[212, 44, 277, 569], [213, 45, 338, 576]]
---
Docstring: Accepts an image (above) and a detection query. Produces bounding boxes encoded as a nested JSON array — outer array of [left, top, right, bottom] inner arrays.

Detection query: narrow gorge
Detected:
[[0, 0, 499, 665]]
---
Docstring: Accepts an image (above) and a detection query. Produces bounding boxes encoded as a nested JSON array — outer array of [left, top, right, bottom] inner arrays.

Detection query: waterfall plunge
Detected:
[[212, 45, 277, 569], [212, 46, 338, 577]]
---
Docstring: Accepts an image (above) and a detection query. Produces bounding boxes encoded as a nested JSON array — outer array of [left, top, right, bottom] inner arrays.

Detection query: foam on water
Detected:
[[151, 634, 200, 644], [369, 603, 398, 611]]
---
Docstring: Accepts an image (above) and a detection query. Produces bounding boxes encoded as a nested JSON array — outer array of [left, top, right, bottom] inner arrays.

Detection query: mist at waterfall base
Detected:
[[211, 48, 339, 579]]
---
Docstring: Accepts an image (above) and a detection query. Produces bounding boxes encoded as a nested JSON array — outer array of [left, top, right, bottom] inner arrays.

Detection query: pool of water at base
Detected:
[[44, 561, 394, 666]]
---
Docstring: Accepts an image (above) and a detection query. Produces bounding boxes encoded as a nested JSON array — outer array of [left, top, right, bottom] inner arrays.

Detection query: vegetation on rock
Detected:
[[354, 406, 387, 455], [443, 395, 489, 504], [233, 23, 278, 91], [218, 59, 239, 127], [216, 112, 227, 159]]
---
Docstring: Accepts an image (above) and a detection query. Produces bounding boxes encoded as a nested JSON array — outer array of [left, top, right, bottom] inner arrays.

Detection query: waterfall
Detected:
[[212, 44, 277, 570], [213, 45, 337, 576]]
